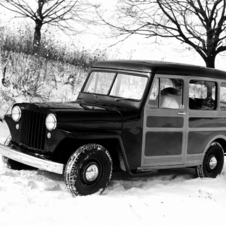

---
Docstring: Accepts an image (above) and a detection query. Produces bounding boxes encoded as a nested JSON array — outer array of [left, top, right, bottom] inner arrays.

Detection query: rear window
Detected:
[[189, 80, 216, 110], [220, 83, 226, 110]]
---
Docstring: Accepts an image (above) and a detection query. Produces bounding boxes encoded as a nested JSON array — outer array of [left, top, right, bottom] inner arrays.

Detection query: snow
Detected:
[[1, 111, 226, 226]]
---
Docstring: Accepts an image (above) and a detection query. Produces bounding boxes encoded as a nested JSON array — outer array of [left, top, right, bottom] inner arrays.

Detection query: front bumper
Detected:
[[0, 143, 64, 174]]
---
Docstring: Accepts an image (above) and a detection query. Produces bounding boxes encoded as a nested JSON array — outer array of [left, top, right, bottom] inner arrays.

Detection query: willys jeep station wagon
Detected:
[[1, 60, 226, 196]]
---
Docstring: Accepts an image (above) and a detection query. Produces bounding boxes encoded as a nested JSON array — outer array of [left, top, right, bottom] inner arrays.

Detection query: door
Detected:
[[141, 75, 188, 168]]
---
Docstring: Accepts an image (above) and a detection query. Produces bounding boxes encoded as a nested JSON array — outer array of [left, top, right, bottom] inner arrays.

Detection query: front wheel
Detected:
[[196, 143, 224, 178], [64, 144, 113, 196]]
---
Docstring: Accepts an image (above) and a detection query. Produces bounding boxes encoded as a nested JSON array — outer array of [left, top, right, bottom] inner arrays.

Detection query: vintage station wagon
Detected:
[[1, 60, 226, 196]]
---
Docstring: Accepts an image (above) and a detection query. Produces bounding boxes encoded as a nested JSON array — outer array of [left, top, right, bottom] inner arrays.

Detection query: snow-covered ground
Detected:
[[0, 110, 226, 226]]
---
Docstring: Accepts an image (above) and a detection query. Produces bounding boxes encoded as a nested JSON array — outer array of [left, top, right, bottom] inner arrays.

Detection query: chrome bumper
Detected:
[[0, 143, 64, 174]]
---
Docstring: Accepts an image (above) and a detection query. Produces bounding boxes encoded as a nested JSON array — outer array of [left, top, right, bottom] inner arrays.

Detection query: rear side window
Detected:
[[189, 80, 216, 110], [148, 78, 184, 109], [220, 83, 226, 110]]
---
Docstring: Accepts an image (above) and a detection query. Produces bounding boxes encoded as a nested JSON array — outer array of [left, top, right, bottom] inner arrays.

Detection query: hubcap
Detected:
[[85, 164, 99, 182], [209, 156, 218, 170]]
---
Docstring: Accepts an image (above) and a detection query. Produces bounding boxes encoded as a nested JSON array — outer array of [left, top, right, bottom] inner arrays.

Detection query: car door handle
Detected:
[[178, 112, 186, 115]]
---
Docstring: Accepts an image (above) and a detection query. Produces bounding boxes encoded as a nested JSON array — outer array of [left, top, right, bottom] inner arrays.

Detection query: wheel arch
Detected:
[[51, 135, 130, 173], [196, 136, 225, 178], [203, 135, 226, 156]]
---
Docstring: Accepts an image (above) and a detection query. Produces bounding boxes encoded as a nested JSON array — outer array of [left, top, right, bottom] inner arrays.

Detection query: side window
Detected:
[[220, 83, 226, 110], [148, 77, 184, 109], [189, 80, 216, 110]]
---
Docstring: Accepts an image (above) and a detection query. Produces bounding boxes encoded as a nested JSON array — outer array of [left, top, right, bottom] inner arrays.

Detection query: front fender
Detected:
[[47, 129, 134, 175]]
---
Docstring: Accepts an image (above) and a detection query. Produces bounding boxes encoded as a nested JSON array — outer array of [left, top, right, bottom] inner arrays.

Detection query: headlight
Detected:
[[45, 113, 57, 131], [11, 106, 22, 122]]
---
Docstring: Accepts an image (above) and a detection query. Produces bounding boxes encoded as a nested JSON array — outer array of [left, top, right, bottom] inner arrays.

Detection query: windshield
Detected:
[[83, 71, 148, 100]]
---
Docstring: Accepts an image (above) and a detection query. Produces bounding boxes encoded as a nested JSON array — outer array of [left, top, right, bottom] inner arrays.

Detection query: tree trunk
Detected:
[[204, 55, 216, 69], [0, 44, 3, 87], [33, 19, 43, 54]]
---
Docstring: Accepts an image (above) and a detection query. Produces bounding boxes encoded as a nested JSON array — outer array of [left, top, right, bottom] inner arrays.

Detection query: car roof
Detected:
[[92, 60, 226, 80]]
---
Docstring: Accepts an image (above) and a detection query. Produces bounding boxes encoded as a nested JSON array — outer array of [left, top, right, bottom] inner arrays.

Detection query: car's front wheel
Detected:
[[196, 143, 224, 178], [64, 143, 113, 196]]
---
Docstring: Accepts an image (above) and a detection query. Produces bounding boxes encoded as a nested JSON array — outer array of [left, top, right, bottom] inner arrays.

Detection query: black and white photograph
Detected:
[[0, 1, 226, 225]]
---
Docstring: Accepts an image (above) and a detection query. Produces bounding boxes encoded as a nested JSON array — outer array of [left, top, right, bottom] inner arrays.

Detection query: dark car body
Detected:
[[1, 60, 226, 195]]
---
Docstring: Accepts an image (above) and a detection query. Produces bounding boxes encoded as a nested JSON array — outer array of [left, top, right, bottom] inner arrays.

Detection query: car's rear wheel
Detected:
[[64, 143, 113, 196], [196, 143, 224, 178]]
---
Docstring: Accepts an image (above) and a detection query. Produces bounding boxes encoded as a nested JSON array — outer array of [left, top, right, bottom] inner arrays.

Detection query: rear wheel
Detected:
[[64, 143, 113, 196], [196, 143, 224, 178]]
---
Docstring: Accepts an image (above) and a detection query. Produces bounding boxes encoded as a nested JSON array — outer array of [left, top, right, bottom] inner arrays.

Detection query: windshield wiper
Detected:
[[115, 98, 132, 102], [87, 92, 97, 98], [79, 103, 90, 110]]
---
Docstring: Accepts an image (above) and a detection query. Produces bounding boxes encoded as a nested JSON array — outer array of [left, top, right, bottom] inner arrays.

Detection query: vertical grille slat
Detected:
[[21, 111, 26, 144], [30, 111, 35, 147], [33, 111, 39, 148], [40, 114, 46, 149], [35, 114, 41, 149], [27, 111, 32, 147], [28, 111, 33, 147], [20, 110, 46, 151]]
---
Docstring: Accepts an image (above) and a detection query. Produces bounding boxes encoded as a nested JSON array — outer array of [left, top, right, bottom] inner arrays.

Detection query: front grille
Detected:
[[20, 110, 46, 151]]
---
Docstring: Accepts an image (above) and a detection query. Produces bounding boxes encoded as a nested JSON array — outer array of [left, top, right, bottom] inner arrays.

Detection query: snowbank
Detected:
[[0, 120, 226, 226]]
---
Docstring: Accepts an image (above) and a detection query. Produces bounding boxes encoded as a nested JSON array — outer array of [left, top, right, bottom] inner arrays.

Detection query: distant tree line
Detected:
[[1, 0, 226, 69], [0, 0, 95, 53], [0, 24, 106, 70], [96, 0, 226, 68]]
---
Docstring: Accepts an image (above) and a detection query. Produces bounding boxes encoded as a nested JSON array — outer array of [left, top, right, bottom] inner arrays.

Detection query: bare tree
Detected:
[[0, 0, 92, 53], [97, 0, 226, 68]]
